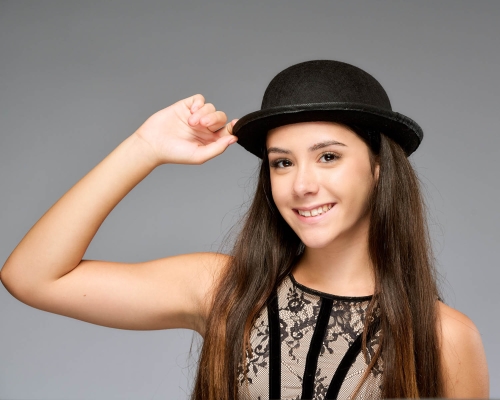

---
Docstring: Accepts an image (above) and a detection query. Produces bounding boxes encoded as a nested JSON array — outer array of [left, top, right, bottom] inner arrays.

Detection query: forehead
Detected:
[[266, 121, 361, 147]]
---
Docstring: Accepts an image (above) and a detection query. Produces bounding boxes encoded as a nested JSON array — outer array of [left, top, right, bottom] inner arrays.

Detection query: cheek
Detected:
[[270, 176, 296, 223], [270, 176, 286, 207], [332, 165, 374, 207]]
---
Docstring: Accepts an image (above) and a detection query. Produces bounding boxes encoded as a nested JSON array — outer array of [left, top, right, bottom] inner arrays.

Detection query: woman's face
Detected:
[[266, 121, 379, 249]]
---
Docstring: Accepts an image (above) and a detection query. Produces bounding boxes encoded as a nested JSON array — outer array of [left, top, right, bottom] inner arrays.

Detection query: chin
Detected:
[[298, 233, 338, 249]]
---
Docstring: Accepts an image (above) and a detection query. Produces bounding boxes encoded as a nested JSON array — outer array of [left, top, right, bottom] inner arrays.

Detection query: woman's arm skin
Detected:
[[438, 301, 489, 398], [0, 94, 238, 336]]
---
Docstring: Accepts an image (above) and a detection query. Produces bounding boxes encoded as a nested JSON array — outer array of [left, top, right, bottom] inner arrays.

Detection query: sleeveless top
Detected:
[[237, 274, 383, 400]]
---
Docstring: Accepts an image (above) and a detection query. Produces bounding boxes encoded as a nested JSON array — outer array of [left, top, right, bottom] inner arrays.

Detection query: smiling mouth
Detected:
[[294, 203, 335, 217]]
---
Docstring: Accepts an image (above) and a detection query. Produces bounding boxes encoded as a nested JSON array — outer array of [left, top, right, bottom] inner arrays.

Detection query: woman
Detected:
[[0, 60, 489, 399]]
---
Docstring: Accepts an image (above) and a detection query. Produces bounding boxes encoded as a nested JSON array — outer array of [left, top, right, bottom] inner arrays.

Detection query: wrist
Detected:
[[129, 131, 164, 169]]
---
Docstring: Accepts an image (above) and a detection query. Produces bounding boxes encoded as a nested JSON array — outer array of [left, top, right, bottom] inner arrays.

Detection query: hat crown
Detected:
[[261, 60, 392, 111]]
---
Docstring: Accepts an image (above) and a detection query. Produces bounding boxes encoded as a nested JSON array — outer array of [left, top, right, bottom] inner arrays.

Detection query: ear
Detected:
[[374, 162, 380, 183]]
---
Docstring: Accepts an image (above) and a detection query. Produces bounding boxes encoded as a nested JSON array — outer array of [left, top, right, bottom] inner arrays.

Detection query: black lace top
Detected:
[[237, 274, 382, 400]]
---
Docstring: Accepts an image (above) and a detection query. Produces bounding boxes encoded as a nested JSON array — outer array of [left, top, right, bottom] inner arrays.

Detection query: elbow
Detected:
[[1, 261, 39, 304], [1, 262, 24, 301]]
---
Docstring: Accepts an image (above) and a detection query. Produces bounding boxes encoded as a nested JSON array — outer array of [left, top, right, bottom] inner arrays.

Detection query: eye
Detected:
[[319, 152, 340, 163], [270, 158, 292, 169]]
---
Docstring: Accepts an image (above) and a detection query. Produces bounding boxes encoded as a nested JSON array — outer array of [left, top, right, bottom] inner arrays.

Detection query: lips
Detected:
[[293, 203, 336, 218]]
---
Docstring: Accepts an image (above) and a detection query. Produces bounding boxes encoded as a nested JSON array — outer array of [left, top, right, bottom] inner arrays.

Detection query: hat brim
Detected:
[[232, 102, 423, 158]]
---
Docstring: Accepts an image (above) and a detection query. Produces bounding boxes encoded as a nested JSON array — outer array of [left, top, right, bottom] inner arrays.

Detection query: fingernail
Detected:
[[228, 136, 237, 144]]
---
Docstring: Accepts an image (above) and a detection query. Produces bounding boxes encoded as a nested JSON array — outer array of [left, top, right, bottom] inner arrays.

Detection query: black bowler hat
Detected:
[[232, 60, 423, 158]]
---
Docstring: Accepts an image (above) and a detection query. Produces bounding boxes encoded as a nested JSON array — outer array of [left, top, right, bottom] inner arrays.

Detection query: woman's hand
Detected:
[[133, 94, 238, 166]]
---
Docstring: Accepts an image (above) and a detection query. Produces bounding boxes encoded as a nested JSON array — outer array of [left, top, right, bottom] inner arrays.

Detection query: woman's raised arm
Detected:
[[0, 94, 238, 335]]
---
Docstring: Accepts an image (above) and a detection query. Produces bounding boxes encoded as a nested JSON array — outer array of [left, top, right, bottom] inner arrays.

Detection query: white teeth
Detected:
[[297, 204, 333, 217]]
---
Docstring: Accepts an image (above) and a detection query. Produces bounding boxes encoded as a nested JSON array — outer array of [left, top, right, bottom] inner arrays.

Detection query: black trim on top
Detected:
[[289, 274, 373, 302], [301, 297, 334, 399], [267, 291, 281, 400], [325, 318, 381, 399]]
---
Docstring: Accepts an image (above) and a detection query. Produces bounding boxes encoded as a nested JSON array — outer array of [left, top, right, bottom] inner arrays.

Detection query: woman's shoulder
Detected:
[[194, 252, 233, 299], [437, 300, 481, 337], [436, 300, 489, 398], [190, 251, 233, 294], [193, 251, 233, 273]]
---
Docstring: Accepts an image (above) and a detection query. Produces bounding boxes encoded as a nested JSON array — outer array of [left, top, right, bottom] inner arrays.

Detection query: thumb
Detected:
[[193, 134, 238, 163], [225, 118, 239, 135]]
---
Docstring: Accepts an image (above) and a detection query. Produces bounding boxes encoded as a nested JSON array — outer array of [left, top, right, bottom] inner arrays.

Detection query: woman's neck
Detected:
[[292, 224, 375, 297]]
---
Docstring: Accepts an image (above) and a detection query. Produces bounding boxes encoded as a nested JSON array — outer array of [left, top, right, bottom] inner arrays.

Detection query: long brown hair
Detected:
[[191, 129, 443, 399]]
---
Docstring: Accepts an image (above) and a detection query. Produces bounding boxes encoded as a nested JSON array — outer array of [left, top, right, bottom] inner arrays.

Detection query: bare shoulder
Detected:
[[437, 301, 489, 398], [172, 251, 233, 330], [188, 251, 233, 310]]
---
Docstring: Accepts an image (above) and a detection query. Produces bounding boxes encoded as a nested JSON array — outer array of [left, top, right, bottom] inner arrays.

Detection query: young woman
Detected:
[[1, 60, 489, 399]]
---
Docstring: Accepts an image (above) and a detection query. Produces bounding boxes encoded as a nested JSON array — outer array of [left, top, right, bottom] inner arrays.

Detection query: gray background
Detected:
[[0, 0, 498, 398]]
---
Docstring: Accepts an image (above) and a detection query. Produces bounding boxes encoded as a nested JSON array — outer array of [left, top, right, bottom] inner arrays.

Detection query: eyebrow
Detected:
[[267, 140, 347, 154]]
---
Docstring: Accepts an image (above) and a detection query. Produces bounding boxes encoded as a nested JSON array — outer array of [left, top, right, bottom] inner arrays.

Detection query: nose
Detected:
[[292, 164, 319, 197]]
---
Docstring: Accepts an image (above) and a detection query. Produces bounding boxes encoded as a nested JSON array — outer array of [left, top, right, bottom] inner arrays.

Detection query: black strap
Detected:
[[325, 318, 381, 399], [324, 333, 363, 399], [301, 298, 334, 399], [268, 291, 281, 400]]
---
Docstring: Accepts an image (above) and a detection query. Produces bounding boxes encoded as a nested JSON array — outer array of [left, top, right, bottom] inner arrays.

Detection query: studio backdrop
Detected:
[[0, 1, 499, 398]]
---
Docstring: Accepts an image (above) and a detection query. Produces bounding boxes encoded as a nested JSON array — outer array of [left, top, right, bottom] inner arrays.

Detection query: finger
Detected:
[[192, 134, 238, 164], [203, 111, 228, 132], [185, 94, 205, 114], [227, 119, 239, 135], [216, 119, 239, 136], [188, 103, 216, 126]]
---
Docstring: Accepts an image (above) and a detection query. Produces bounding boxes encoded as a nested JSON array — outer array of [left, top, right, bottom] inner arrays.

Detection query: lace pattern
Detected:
[[237, 275, 383, 400]]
